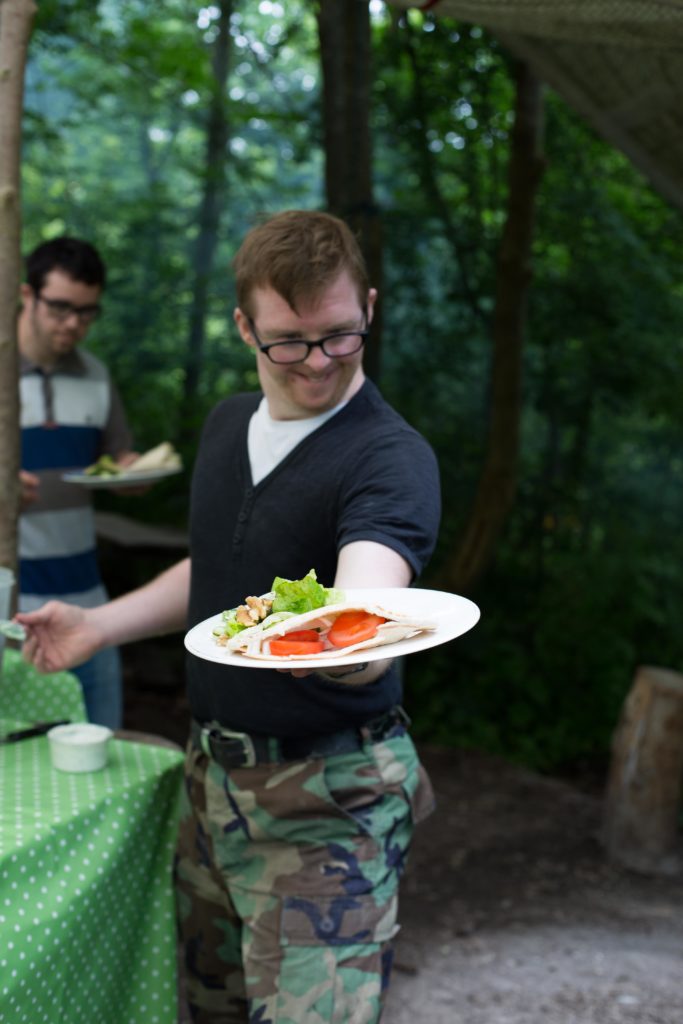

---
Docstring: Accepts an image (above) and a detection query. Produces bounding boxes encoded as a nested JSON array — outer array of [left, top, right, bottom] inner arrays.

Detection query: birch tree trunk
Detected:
[[0, 0, 36, 577], [317, 0, 383, 381], [439, 62, 545, 594]]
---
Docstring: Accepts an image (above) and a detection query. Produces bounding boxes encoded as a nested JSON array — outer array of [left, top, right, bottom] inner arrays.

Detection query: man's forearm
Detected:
[[325, 540, 411, 685]]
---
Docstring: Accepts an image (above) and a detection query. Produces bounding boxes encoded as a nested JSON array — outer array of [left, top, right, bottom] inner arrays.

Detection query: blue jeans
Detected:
[[73, 646, 123, 728]]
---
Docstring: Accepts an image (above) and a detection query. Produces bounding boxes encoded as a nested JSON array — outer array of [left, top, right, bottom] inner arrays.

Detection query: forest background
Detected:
[[13, 0, 683, 775]]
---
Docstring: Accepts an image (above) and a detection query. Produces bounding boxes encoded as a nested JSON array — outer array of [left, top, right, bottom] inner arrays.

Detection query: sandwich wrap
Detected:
[[83, 441, 182, 477], [225, 599, 437, 661], [127, 441, 182, 472]]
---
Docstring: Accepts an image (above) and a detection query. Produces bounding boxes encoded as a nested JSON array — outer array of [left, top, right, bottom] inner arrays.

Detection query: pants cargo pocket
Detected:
[[272, 891, 399, 1024]]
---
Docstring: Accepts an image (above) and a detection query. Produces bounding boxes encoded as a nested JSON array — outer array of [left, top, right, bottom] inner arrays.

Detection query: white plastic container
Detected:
[[0, 567, 15, 670], [47, 723, 113, 773], [0, 566, 14, 619]]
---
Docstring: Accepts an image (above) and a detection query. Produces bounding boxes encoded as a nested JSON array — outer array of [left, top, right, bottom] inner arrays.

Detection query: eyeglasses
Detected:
[[247, 317, 368, 365], [36, 294, 102, 325]]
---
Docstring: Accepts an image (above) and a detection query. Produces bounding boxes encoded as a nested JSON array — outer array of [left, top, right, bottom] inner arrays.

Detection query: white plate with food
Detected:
[[62, 441, 183, 487], [62, 466, 181, 488], [184, 586, 481, 670]]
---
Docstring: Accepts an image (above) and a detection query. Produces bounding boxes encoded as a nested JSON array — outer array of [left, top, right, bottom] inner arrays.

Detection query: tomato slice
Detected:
[[327, 611, 386, 648], [269, 638, 325, 656]]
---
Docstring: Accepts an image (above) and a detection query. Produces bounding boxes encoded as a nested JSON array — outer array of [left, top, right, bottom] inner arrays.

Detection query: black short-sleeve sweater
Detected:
[[186, 379, 441, 737]]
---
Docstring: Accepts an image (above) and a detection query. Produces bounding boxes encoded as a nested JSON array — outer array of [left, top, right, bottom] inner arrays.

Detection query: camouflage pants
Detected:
[[175, 724, 434, 1024]]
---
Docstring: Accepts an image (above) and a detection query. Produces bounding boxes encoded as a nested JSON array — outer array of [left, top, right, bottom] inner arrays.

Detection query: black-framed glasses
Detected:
[[248, 317, 369, 365], [36, 294, 102, 325]]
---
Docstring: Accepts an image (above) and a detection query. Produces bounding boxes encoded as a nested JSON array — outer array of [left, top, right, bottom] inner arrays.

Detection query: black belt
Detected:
[[191, 706, 410, 770]]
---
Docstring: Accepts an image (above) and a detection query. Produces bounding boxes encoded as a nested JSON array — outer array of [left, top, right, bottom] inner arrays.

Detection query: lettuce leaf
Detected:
[[214, 608, 246, 639], [271, 569, 343, 615]]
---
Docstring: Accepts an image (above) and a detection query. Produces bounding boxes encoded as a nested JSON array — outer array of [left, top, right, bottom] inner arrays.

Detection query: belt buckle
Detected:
[[394, 705, 412, 728], [369, 705, 411, 742], [200, 726, 257, 768]]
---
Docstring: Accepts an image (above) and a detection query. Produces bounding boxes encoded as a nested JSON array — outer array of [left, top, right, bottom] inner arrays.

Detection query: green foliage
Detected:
[[19, 3, 683, 771], [370, 12, 683, 770], [407, 496, 683, 772], [23, 0, 321, 492]]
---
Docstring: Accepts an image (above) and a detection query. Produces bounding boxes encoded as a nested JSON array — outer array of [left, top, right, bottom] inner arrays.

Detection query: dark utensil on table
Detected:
[[0, 720, 70, 744]]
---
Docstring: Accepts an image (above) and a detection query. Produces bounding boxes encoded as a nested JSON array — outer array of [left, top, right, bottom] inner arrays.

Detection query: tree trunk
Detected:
[[602, 665, 683, 876], [400, 15, 485, 327], [0, 0, 36, 577], [317, 0, 383, 381], [438, 62, 545, 594], [180, 0, 232, 436]]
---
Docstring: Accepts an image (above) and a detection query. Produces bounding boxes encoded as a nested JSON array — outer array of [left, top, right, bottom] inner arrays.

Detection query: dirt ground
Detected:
[[121, 645, 683, 1024], [384, 747, 683, 1024]]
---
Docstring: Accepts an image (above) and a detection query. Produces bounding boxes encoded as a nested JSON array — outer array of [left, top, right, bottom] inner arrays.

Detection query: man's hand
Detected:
[[16, 602, 103, 674], [280, 658, 388, 686], [111, 450, 152, 496], [116, 451, 139, 469], [17, 558, 189, 676], [19, 470, 40, 511]]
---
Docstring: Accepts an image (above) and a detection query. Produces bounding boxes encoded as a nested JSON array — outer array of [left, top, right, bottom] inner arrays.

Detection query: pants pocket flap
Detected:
[[281, 891, 399, 946]]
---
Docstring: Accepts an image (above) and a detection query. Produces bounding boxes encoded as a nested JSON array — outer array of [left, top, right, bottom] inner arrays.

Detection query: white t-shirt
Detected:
[[248, 397, 347, 485]]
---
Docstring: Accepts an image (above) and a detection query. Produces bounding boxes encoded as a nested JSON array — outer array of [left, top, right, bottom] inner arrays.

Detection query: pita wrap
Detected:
[[225, 600, 437, 661], [127, 441, 182, 472]]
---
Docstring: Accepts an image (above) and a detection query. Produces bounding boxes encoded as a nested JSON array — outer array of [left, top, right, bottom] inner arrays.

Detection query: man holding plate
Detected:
[[17, 236, 138, 729], [18, 210, 441, 1023]]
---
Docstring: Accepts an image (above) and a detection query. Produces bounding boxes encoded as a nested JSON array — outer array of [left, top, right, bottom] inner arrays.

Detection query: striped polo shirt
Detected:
[[19, 348, 132, 612]]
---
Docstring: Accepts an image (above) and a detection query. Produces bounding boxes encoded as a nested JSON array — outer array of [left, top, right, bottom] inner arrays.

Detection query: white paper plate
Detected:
[[184, 588, 481, 670], [62, 467, 181, 488]]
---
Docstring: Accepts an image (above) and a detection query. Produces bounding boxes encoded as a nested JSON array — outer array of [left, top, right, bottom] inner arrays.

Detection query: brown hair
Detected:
[[233, 210, 369, 317]]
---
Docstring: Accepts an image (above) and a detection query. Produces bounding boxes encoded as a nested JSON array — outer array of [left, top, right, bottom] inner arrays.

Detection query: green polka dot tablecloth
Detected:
[[0, 732, 185, 1024], [0, 650, 87, 724]]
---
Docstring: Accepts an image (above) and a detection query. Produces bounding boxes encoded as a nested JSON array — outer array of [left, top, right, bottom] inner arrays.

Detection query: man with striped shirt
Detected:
[[18, 237, 136, 727]]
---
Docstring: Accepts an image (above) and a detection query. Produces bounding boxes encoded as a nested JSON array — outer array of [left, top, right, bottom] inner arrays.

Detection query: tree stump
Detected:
[[602, 665, 683, 875]]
